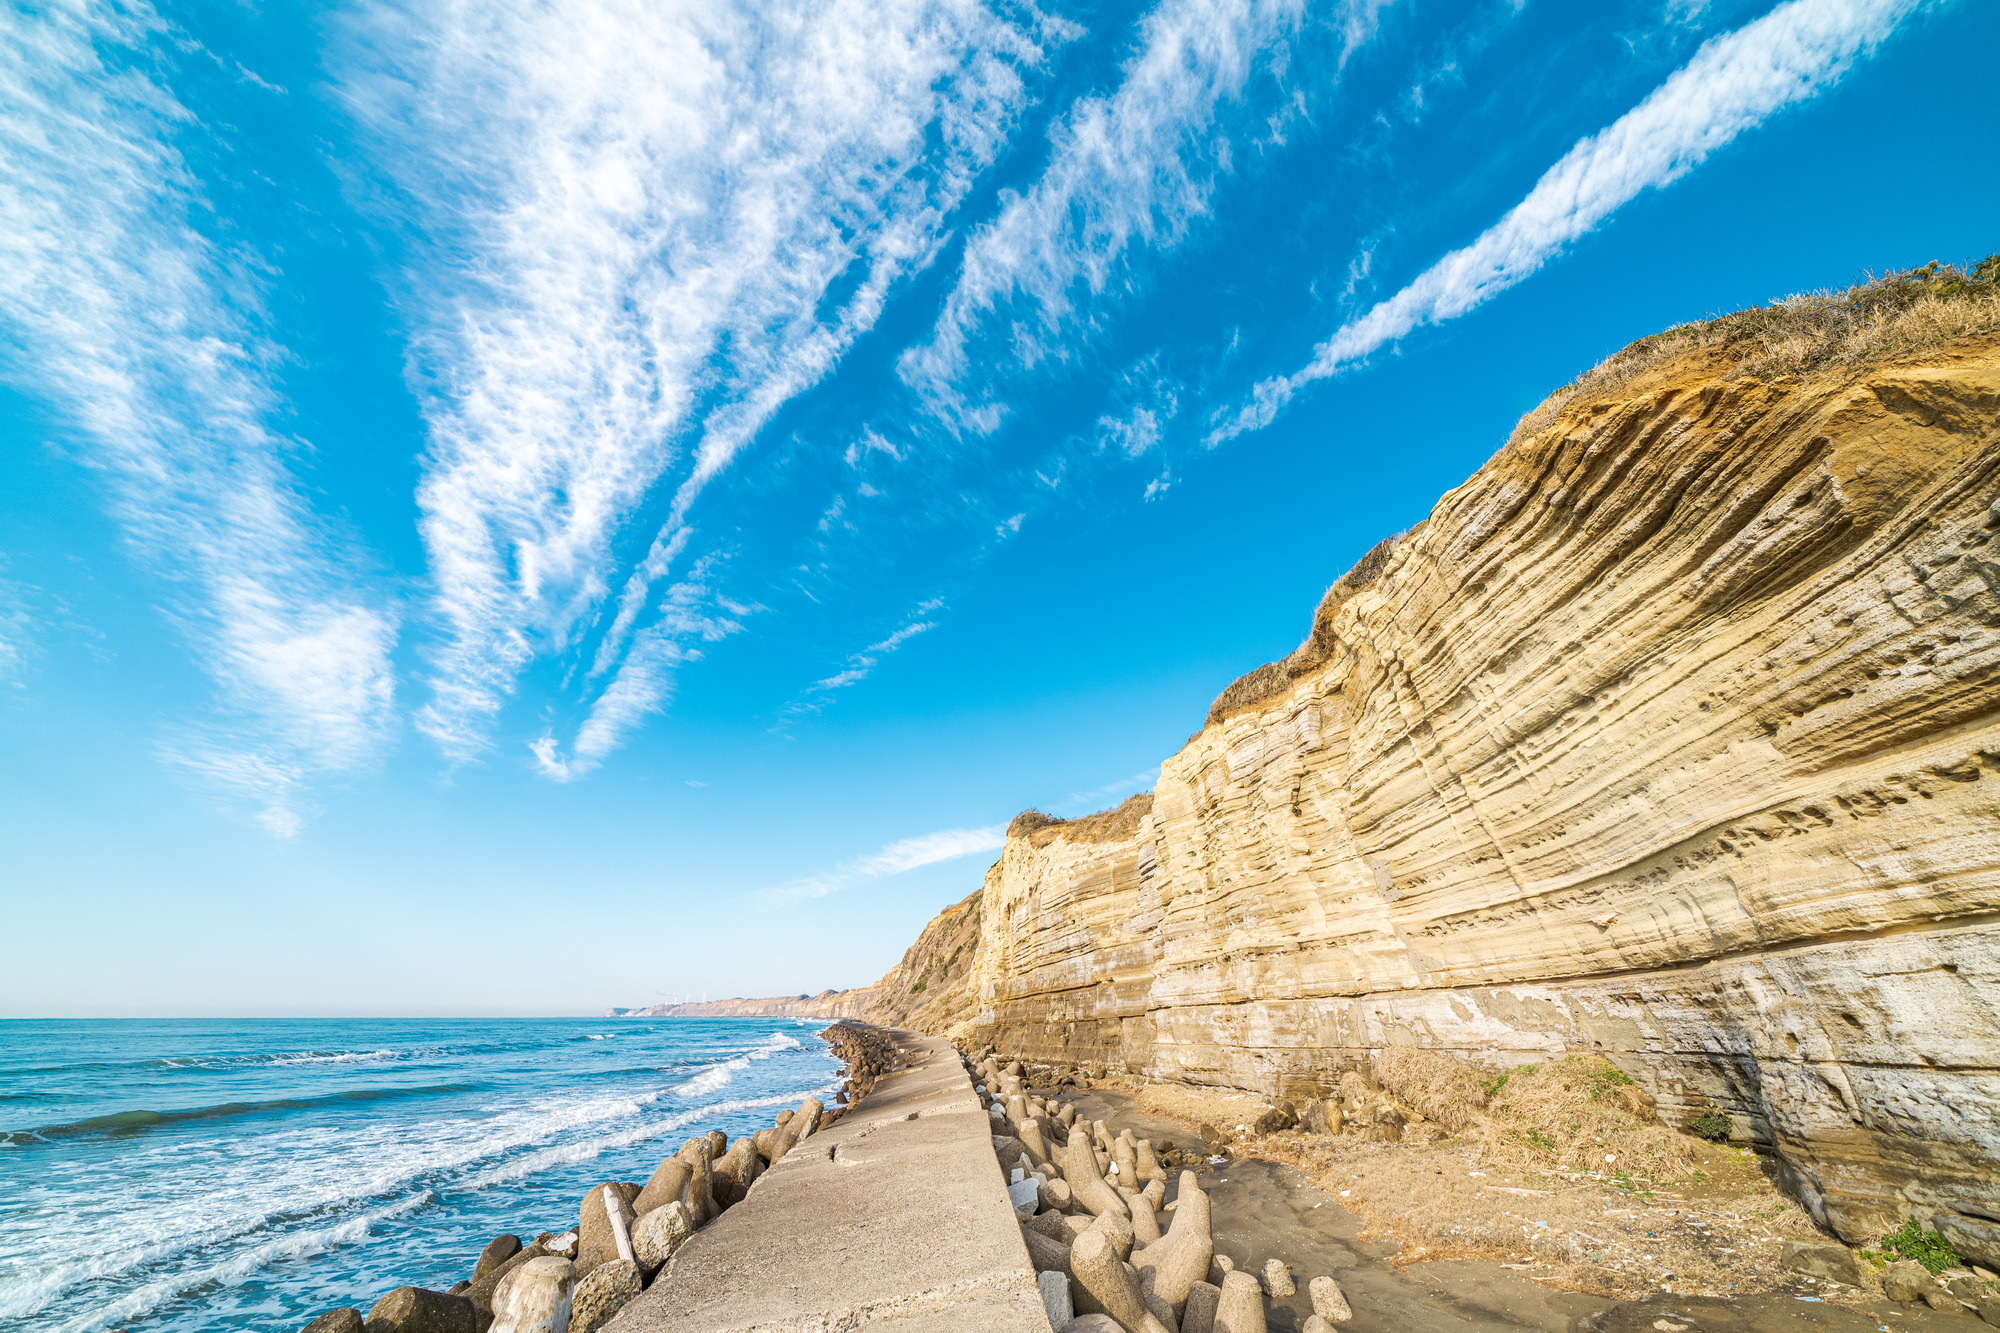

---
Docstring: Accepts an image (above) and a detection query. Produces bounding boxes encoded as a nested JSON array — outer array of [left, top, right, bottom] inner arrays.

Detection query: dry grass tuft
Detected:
[[1511, 255, 2000, 446], [1372, 1047, 1489, 1134], [1479, 1056, 1697, 1184]]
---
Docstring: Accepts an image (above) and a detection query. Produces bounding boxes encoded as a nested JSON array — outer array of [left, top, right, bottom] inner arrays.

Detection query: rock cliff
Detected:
[[961, 304, 2000, 1265], [619, 268, 2000, 1268]]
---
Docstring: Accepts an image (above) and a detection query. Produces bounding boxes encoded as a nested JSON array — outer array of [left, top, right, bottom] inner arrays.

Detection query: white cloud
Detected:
[[761, 824, 1006, 902], [1062, 768, 1160, 810], [0, 572, 34, 689], [530, 554, 749, 781], [337, 0, 1059, 765], [779, 605, 942, 722], [0, 0, 397, 833], [902, 0, 1393, 416], [1210, 0, 1927, 442]]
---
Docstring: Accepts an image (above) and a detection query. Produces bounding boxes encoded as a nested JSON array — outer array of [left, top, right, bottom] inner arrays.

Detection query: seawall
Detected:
[[611, 1028, 1047, 1332]]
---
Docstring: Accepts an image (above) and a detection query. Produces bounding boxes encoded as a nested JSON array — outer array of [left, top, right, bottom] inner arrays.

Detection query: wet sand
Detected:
[[1062, 1086, 1956, 1333]]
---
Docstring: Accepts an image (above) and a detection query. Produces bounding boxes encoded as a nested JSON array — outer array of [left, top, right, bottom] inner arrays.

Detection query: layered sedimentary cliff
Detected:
[[960, 326, 2000, 1265]]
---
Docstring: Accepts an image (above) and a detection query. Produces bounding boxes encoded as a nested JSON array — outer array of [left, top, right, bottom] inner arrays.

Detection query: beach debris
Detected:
[[1040, 1270, 1075, 1330], [632, 1200, 693, 1277], [1262, 1259, 1295, 1298], [300, 1310, 362, 1333], [363, 1284, 476, 1333], [1308, 1275, 1352, 1322], [567, 1258, 640, 1333], [472, 1235, 521, 1283], [1181, 1280, 1222, 1333], [1214, 1269, 1269, 1333], [488, 1256, 574, 1333], [1134, 1170, 1214, 1318]]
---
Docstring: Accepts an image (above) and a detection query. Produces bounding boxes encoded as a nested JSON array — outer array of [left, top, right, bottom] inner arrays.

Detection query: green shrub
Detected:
[[1687, 1104, 1731, 1142], [1882, 1220, 1961, 1274]]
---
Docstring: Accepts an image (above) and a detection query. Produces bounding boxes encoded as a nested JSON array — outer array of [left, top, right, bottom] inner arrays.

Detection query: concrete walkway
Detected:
[[609, 1028, 1049, 1333]]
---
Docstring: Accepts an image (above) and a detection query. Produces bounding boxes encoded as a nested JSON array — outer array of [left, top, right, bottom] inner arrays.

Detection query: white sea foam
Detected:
[[49, 1191, 436, 1333], [2, 1023, 837, 1329], [672, 1031, 800, 1096]]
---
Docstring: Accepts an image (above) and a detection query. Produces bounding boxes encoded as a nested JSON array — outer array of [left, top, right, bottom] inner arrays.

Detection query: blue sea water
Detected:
[[0, 1018, 841, 1332]]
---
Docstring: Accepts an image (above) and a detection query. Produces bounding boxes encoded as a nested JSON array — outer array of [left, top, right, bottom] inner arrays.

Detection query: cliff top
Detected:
[[1205, 255, 2000, 729]]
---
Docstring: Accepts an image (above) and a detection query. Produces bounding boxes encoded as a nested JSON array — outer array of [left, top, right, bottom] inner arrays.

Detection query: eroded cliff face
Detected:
[[966, 340, 2000, 1266]]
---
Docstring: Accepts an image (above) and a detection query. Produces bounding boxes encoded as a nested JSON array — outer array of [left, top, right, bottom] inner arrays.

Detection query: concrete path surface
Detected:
[[608, 1028, 1049, 1333]]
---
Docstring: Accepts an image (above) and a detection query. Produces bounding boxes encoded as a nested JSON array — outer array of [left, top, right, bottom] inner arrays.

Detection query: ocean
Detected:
[[0, 1017, 841, 1332]]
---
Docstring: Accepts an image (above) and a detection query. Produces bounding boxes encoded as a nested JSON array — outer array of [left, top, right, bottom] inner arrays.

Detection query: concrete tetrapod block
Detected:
[[1058, 1318, 1122, 1333], [1068, 1228, 1169, 1333], [1136, 1139, 1166, 1185], [569, 1259, 640, 1333], [1041, 1176, 1074, 1213], [1040, 1270, 1074, 1331], [473, 1235, 521, 1283], [1262, 1259, 1295, 1298], [1308, 1276, 1352, 1322], [1113, 1136, 1140, 1188], [576, 1184, 637, 1278], [632, 1200, 693, 1278], [363, 1285, 476, 1333], [1020, 1118, 1053, 1165], [676, 1139, 718, 1226], [488, 1257, 574, 1333], [1181, 1281, 1222, 1333], [302, 1311, 362, 1333], [1129, 1189, 1163, 1246], [1023, 1224, 1074, 1278], [1135, 1172, 1213, 1317], [1142, 1180, 1166, 1212], [1207, 1255, 1234, 1288], [1303, 1318, 1335, 1333], [470, 1242, 551, 1325], [1063, 1127, 1131, 1220], [1214, 1270, 1268, 1333]]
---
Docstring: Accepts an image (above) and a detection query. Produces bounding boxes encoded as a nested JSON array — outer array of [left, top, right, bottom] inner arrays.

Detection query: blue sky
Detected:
[[1, 0, 1992, 1017]]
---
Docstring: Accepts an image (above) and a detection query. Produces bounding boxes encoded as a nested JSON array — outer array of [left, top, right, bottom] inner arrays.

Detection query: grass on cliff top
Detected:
[[1514, 254, 2000, 444]]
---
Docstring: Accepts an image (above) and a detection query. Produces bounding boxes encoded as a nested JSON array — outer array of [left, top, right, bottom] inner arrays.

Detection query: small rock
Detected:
[[1977, 1293, 2000, 1328], [1780, 1240, 1861, 1287], [1263, 1259, 1296, 1298], [1885, 1260, 1933, 1303], [1310, 1275, 1353, 1321], [1305, 1319, 1336, 1333], [302, 1311, 363, 1333], [1039, 1270, 1073, 1330], [362, 1285, 475, 1333], [568, 1258, 641, 1333], [1009, 1176, 1042, 1221], [1922, 1288, 1959, 1313]]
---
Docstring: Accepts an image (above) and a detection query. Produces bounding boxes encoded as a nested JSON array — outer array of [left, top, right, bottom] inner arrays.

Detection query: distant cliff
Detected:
[[606, 888, 984, 1025]]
